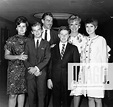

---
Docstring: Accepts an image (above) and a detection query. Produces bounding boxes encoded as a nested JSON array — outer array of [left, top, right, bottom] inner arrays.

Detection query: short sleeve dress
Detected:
[[4, 34, 27, 95]]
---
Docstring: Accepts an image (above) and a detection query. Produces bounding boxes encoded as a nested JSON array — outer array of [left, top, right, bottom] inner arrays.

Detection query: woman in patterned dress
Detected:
[[4, 16, 29, 107], [68, 15, 87, 107]]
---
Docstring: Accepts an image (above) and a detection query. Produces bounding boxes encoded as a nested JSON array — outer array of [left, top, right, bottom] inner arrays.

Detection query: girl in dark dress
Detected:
[[4, 16, 29, 107]]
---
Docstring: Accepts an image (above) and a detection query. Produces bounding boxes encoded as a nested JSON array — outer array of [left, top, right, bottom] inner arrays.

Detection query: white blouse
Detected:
[[82, 35, 108, 63]]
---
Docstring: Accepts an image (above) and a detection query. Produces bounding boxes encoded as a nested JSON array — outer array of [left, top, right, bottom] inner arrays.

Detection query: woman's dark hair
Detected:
[[85, 18, 98, 27], [15, 16, 29, 27]]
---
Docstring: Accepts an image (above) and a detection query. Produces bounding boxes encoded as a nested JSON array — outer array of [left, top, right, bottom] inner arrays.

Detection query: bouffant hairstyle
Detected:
[[68, 15, 81, 25], [15, 16, 29, 27], [85, 18, 98, 27]]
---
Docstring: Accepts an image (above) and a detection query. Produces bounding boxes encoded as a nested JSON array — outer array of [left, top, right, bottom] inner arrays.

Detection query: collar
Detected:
[[43, 27, 50, 32], [59, 42, 67, 46], [88, 35, 98, 40], [34, 37, 42, 43]]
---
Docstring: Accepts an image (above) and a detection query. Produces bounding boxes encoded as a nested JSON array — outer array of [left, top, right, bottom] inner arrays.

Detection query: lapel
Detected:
[[54, 44, 61, 59], [31, 38, 37, 50], [54, 43, 70, 60], [38, 39, 44, 49], [30, 39, 38, 55]]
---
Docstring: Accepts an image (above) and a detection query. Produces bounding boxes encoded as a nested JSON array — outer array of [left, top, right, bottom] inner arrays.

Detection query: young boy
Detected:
[[47, 26, 80, 107], [24, 22, 51, 107]]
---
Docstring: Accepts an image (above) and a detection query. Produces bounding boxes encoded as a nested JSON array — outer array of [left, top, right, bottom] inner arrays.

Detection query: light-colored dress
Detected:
[[82, 35, 108, 98], [69, 33, 87, 96], [70, 35, 109, 98]]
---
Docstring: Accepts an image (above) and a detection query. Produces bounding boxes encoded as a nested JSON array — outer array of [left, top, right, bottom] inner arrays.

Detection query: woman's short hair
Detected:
[[15, 16, 29, 27], [85, 18, 98, 27], [68, 15, 81, 25]]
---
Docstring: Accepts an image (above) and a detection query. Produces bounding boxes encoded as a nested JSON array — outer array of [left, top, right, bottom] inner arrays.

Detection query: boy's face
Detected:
[[69, 20, 80, 33], [58, 30, 69, 43], [85, 23, 97, 35], [32, 25, 43, 38]]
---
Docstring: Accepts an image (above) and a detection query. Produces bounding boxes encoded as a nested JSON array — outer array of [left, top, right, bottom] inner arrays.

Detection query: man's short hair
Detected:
[[41, 12, 53, 20]]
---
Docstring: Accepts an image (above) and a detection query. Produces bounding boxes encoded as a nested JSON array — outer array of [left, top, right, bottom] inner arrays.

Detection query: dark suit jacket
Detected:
[[24, 38, 51, 79], [49, 29, 59, 46], [48, 43, 80, 82]]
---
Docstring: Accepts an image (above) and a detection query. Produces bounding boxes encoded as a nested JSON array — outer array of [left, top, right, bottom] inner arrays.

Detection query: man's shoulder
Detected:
[[41, 39, 50, 45], [50, 29, 58, 34]]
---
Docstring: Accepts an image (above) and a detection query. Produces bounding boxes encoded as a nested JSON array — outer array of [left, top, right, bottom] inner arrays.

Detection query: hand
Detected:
[[34, 71, 42, 76], [50, 44, 56, 48], [28, 67, 37, 74], [19, 52, 28, 60], [47, 79, 53, 89]]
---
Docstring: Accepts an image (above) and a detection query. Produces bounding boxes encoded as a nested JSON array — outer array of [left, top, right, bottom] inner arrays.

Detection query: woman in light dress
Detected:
[[69, 16, 110, 107], [82, 18, 109, 107], [68, 15, 87, 107]]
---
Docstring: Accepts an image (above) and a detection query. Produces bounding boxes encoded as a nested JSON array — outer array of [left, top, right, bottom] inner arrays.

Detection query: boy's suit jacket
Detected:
[[24, 38, 51, 80], [48, 42, 80, 81]]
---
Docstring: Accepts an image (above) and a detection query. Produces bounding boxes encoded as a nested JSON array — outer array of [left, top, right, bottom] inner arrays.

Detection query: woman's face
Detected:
[[69, 20, 80, 33], [85, 23, 97, 35], [16, 22, 27, 35]]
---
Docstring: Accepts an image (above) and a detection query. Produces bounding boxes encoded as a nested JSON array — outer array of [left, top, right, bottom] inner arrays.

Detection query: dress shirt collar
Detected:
[[34, 37, 42, 46]]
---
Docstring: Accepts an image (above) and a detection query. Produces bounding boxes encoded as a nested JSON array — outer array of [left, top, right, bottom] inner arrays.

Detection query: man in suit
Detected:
[[41, 12, 59, 47], [41, 12, 59, 107], [47, 26, 80, 107], [24, 22, 51, 107]]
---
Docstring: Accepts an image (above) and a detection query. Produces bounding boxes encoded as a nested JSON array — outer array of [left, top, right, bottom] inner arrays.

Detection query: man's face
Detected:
[[42, 15, 53, 29], [58, 30, 69, 43], [32, 25, 43, 38]]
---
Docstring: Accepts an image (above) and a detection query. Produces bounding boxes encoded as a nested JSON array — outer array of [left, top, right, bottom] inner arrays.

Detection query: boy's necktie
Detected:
[[36, 40, 39, 49], [60, 44, 65, 59]]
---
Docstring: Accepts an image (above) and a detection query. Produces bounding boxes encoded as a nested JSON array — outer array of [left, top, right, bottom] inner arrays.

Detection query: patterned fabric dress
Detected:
[[68, 33, 87, 96], [4, 35, 27, 95]]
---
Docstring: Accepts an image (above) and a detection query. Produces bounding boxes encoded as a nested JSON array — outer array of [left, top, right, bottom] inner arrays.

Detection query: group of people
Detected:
[[4, 12, 110, 107]]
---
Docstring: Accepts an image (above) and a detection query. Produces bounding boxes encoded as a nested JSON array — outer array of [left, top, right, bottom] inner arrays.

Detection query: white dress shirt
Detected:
[[34, 37, 42, 48]]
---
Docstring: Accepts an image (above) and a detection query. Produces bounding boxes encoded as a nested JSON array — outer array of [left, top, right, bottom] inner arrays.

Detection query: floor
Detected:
[[0, 64, 112, 107]]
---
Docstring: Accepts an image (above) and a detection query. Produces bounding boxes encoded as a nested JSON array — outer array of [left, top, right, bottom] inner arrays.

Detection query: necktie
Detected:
[[45, 30, 47, 40], [60, 44, 65, 59], [36, 40, 39, 49]]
